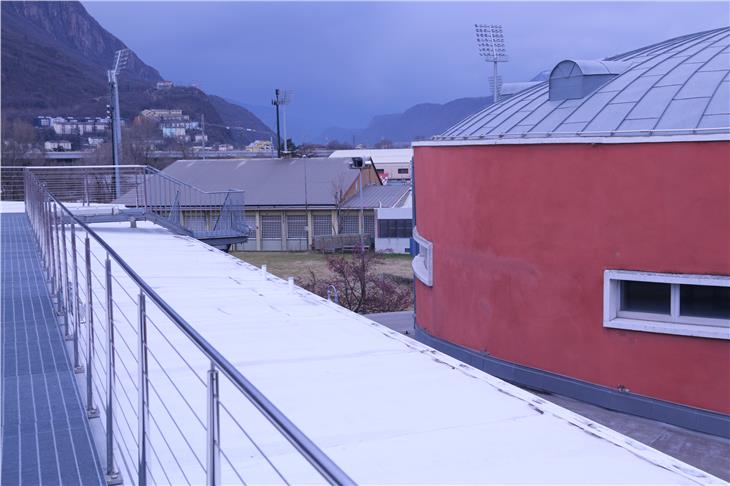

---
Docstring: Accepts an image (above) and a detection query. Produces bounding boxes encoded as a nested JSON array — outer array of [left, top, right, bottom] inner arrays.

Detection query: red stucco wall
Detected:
[[413, 141, 730, 414]]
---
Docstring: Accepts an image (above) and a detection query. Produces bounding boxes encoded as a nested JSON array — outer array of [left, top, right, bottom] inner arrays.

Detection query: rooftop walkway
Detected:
[[1, 211, 104, 485]]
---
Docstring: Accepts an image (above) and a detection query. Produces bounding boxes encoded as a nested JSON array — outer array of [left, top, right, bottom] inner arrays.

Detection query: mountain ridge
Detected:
[[1, 1, 272, 143]]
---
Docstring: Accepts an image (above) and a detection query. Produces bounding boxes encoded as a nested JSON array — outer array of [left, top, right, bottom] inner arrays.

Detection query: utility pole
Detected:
[[201, 113, 206, 160]]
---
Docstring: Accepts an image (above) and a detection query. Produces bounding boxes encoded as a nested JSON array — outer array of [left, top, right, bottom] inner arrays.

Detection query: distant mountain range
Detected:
[[319, 96, 493, 146], [316, 71, 551, 146], [1, 1, 272, 144]]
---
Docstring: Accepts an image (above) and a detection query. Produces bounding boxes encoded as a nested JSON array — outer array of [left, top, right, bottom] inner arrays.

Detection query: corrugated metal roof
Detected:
[[341, 184, 411, 209], [436, 27, 730, 141], [158, 158, 365, 207]]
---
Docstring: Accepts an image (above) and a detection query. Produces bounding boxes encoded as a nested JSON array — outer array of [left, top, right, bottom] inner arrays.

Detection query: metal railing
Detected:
[[1, 165, 31, 200], [23, 165, 249, 241], [24, 168, 353, 485]]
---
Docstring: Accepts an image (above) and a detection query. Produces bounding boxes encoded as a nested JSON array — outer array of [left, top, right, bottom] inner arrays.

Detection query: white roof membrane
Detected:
[[81, 220, 725, 484]]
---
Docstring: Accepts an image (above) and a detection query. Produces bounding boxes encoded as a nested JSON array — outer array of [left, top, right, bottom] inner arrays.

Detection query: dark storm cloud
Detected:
[[84, 1, 729, 141]]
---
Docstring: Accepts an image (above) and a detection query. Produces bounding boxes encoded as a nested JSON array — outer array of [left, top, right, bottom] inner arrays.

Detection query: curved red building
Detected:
[[412, 27, 730, 437]]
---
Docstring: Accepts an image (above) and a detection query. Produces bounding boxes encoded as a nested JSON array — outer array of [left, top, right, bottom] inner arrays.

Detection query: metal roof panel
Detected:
[[435, 27, 730, 142]]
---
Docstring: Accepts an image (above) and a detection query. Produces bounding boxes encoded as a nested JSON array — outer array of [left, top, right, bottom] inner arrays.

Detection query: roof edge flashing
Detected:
[[549, 59, 631, 101]]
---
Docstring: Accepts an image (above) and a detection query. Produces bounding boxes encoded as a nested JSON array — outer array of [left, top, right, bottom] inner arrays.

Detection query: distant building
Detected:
[[87, 137, 105, 147], [161, 125, 188, 140], [44, 140, 72, 151], [36, 116, 109, 135], [156, 80, 174, 90], [33, 116, 53, 128], [139, 109, 185, 121], [245, 139, 273, 153], [329, 148, 413, 181], [128, 158, 412, 252], [140, 109, 199, 140], [342, 186, 412, 254]]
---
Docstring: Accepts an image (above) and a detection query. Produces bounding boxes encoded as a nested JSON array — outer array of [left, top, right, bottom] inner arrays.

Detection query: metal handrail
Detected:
[[24, 168, 354, 485]]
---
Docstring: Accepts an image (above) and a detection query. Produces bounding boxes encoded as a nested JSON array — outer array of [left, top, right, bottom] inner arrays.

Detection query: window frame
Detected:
[[260, 214, 282, 240], [603, 270, 730, 340], [412, 226, 433, 287]]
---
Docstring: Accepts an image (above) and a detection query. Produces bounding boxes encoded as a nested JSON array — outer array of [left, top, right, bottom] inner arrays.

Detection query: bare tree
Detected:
[[331, 172, 348, 234], [302, 249, 412, 314]]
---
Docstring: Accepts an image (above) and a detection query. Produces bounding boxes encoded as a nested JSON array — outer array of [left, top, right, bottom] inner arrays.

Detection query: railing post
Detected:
[[137, 291, 149, 486], [84, 172, 90, 206], [71, 223, 83, 372], [206, 363, 221, 486], [54, 205, 64, 314], [85, 235, 99, 418], [48, 202, 57, 293], [143, 168, 149, 215], [60, 211, 71, 339], [105, 255, 122, 485]]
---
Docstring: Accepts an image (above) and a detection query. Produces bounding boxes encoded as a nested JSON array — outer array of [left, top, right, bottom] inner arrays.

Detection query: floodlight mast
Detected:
[[108, 49, 129, 198], [280, 90, 293, 154], [475, 24, 508, 103]]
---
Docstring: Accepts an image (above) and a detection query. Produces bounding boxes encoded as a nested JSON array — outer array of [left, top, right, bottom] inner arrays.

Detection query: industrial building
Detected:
[[156, 158, 411, 251], [329, 148, 413, 180], [412, 27, 730, 436]]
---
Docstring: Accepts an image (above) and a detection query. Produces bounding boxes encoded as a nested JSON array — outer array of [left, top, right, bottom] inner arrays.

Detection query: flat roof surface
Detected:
[[79, 219, 723, 484]]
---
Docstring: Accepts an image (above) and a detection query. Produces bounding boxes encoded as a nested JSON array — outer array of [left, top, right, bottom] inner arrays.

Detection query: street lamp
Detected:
[[474, 24, 508, 103]]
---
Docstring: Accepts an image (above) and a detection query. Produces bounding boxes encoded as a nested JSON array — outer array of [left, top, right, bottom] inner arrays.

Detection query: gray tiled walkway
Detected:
[[1, 213, 104, 485]]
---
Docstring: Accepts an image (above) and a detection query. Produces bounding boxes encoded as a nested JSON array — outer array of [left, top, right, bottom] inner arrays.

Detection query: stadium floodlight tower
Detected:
[[475, 24, 508, 103], [107, 49, 129, 198]]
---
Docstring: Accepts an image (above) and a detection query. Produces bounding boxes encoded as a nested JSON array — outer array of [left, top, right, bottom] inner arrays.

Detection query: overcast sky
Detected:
[[84, 1, 729, 140]]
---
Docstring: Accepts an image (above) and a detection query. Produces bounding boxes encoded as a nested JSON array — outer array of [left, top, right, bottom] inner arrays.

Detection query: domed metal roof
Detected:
[[435, 27, 730, 142]]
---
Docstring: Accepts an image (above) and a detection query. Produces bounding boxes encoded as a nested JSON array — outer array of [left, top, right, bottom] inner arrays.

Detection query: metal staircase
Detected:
[[24, 165, 250, 249]]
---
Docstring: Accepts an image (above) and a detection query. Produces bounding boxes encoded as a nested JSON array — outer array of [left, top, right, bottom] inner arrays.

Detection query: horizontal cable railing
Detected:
[[1, 165, 28, 201], [24, 167, 353, 485]]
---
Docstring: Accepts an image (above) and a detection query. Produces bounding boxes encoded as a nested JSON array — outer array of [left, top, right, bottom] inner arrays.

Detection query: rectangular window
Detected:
[[286, 214, 307, 239], [364, 214, 375, 237], [260, 214, 282, 240], [340, 212, 359, 234], [378, 219, 413, 238], [604, 270, 730, 340], [680, 285, 730, 319], [245, 214, 256, 237], [313, 214, 332, 236], [397, 168, 409, 174], [620, 281, 671, 314]]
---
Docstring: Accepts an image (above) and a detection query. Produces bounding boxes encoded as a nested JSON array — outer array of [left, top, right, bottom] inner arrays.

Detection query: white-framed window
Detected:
[[412, 226, 433, 287], [603, 270, 730, 340]]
